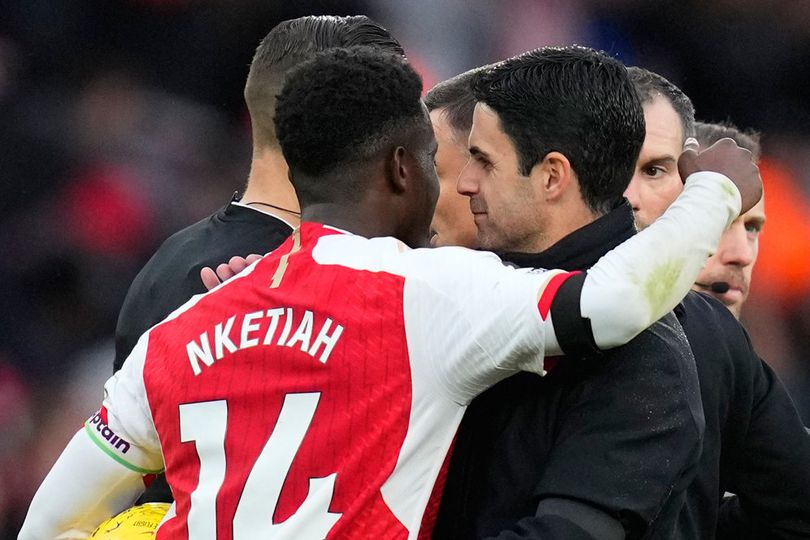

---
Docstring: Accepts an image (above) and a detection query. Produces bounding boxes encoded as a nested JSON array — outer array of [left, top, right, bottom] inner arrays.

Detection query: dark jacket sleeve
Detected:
[[717, 325, 810, 539], [490, 314, 705, 540]]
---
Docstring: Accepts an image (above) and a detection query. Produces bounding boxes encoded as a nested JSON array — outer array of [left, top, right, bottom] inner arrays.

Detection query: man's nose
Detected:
[[623, 176, 641, 210], [716, 220, 755, 267], [456, 159, 478, 196]]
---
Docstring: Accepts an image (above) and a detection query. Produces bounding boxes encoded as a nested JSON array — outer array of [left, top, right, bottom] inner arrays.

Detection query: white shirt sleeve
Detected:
[[401, 171, 740, 404], [582, 171, 741, 348], [401, 247, 568, 404], [18, 430, 147, 539], [18, 334, 165, 539], [95, 333, 164, 474]]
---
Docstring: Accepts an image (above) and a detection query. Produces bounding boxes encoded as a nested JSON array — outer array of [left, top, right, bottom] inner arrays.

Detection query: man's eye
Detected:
[[475, 156, 493, 170], [643, 166, 665, 178], [745, 222, 763, 234]]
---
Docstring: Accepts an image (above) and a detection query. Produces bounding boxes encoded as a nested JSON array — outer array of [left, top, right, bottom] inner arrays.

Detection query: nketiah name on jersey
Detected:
[[186, 306, 345, 375]]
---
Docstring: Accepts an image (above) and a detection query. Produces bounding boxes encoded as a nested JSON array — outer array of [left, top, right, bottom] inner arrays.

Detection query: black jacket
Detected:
[[433, 202, 810, 539], [434, 203, 705, 539], [677, 293, 810, 539]]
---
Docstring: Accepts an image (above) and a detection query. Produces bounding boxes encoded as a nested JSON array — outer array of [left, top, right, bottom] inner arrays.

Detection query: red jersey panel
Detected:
[[100, 222, 561, 538], [146, 226, 411, 539]]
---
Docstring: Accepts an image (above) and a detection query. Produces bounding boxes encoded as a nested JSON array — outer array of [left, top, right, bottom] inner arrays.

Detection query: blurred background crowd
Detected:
[[1, 0, 808, 536]]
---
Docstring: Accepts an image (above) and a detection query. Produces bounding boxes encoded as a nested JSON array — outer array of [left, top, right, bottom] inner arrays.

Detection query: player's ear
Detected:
[[386, 146, 408, 194], [538, 151, 574, 201]]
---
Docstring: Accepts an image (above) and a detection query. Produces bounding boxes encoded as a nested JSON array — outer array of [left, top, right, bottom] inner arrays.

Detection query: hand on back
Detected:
[[200, 254, 263, 290]]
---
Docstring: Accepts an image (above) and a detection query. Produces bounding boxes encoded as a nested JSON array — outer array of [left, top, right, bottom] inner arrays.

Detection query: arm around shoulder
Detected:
[[577, 172, 740, 350]]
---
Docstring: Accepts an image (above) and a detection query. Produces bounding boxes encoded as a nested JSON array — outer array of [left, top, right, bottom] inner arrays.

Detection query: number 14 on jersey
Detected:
[[179, 393, 341, 538]]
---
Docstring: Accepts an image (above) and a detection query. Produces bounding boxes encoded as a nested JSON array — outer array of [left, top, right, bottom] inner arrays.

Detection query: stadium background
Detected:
[[1, 0, 808, 536]]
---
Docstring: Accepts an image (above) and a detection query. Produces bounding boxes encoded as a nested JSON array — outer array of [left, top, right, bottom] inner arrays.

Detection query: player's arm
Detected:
[[416, 140, 758, 404], [20, 336, 163, 539], [18, 430, 148, 539], [552, 138, 760, 355]]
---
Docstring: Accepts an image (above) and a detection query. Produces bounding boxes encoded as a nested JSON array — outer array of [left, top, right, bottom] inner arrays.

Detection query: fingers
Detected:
[[201, 255, 264, 290], [678, 141, 700, 183], [200, 267, 221, 291], [683, 137, 699, 153], [216, 262, 237, 283]]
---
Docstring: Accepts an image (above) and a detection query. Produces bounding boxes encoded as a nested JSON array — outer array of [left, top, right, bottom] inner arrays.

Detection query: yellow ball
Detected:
[[89, 503, 171, 539]]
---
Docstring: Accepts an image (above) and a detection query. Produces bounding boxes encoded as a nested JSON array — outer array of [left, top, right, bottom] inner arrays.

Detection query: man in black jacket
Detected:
[[429, 62, 810, 538], [429, 48, 711, 540], [624, 68, 810, 539]]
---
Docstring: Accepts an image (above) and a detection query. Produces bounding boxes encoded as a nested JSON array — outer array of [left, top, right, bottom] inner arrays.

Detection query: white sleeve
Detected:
[[403, 248, 568, 404], [19, 334, 164, 539], [18, 431, 146, 539], [582, 171, 741, 347], [95, 333, 164, 474], [402, 171, 739, 404]]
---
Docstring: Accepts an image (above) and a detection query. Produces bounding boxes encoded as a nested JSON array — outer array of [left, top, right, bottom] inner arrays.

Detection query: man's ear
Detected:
[[537, 151, 574, 201], [386, 146, 408, 194]]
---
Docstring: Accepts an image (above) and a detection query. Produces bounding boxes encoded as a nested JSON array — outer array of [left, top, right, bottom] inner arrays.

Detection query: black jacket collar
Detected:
[[497, 201, 636, 271]]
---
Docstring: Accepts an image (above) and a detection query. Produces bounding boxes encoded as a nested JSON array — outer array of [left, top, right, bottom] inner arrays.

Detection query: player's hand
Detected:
[[678, 137, 763, 215], [200, 254, 263, 290]]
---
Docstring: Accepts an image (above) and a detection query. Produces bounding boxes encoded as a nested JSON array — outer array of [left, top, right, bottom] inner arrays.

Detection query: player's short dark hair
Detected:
[[695, 121, 761, 161], [628, 66, 696, 141], [472, 46, 645, 216], [275, 46, 426, 204], [245, 15, 404, 149], [424, 66, 490, 137]]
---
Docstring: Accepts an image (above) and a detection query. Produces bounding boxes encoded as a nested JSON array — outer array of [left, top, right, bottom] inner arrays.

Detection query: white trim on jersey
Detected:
[[311, 238, 560, 404]]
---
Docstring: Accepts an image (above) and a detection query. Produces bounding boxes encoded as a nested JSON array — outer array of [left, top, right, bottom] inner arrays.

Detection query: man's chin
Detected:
[[709, 288, 746, 319]]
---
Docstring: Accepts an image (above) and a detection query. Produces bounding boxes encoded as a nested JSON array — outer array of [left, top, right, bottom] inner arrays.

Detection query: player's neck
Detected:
[[242, 147, 301, 226], [302, 201, 397, 243]]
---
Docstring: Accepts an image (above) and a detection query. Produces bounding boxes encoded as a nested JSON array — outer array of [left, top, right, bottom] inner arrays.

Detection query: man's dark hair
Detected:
[[245, 15, 404, 149], [275, 46, 426, 204], [695, 121, 761, 161], [472, 46, 645, 215], [425, 66, 490, 137], [628, 66, 696, 141]]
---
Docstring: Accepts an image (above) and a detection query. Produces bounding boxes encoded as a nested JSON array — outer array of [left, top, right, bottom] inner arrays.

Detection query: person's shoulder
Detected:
[[613, 311, 691, 364], [404, 245, 504, 267], [312, 236, 505, 278], [142, 211, 222, 269], [679, 291, 753, 355], [680, 291, 740, 330]]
